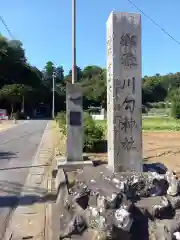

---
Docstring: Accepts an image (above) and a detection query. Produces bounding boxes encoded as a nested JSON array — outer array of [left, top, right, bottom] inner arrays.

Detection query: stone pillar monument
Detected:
[[66, 83, 83, 162], [106, 12, 142, 172], [57, 83, 92, 169]]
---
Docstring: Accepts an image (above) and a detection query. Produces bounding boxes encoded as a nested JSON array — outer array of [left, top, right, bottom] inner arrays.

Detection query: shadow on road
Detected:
[[0, 180, 47, 195], [0, 180, 56, 207], [0, 151, 17, 160], [0, 163, 49, 171], [0, 194, 55, 207]]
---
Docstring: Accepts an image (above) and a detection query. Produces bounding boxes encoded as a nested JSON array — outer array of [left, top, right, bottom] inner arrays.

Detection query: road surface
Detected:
[[0, 120, 48, 238]]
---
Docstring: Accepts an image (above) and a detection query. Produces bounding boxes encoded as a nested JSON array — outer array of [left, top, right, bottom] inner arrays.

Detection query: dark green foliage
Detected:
[[83, 112, 104, 152], [55, 112, 66, 135], [55, 111, 104, 152], [168, 89, 180, 119], [171, 101, 180, 119]]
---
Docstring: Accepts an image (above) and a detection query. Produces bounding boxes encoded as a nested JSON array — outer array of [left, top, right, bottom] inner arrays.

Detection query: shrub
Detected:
[[56, 112, 66, 124], [168, 88, 180, 119], [55, 112, 66, 135], [171, 100, 180, 119], [142, 105, 148, 113], [55, 111, 104, 152], [83, 112, 104, 152]]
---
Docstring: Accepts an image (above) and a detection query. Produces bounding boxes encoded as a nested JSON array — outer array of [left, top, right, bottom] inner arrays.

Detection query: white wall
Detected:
[[91, 114, 105, 120]]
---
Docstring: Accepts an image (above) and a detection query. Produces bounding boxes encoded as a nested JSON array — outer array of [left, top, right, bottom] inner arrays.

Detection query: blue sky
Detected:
[[1, 0, 180, 76]]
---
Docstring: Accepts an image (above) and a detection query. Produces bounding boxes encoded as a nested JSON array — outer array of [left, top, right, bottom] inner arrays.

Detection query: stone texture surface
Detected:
[[56, 164, 180, 240], [66, 83, 83, 162], [4, 122, 54, 240], [107, 11, 142, 172]]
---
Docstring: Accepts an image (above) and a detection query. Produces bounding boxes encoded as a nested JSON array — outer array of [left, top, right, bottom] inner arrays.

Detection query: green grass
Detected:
[[96, 117, 180, 131]]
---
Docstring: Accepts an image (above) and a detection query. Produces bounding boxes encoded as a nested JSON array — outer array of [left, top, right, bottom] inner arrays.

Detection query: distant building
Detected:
[[88, 106, 105, 120]]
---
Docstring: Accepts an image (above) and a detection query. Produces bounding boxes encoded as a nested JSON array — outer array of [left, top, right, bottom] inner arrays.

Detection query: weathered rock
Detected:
[[59, 214, 87, 239], [166, 171, 179, 197], [113, 207, 133, 231], [148, 216, 180, 240], [168, 196, 180, 210], [97, 191, 123, 210], [57, 164, 180, 239], [91, 230, 108, 240], [136, 196, 174, 219], [173, 231, 180, 240], [69, 182, 90, 209], [130, 206, 149, 240], [149, 178, 169, 197]]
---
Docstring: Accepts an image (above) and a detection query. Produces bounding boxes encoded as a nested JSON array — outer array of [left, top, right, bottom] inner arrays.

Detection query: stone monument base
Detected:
[[56, 156, 93, 172], [57, 163, 180, 240]]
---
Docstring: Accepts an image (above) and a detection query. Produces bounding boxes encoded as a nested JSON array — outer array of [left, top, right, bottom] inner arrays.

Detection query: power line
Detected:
[[0, 16, 41, 76], [0, 15, 14, 39], [127, 0, 180, 46]]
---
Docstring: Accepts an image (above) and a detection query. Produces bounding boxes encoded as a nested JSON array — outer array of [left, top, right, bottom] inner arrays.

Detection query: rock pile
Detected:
[[58, 164, 180, 240]]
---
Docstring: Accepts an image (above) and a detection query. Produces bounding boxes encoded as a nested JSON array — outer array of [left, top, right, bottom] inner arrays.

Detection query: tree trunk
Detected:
[[11, 103, 14, 114]]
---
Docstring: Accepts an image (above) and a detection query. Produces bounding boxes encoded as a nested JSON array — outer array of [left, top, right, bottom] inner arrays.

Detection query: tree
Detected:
[[142, 75, 167, 103], [0, 35, 54, 116], [42, 61, 55, 88], [3, 33, 180, 117], [81, 66, 106, 108], [8, 40, 26, 62], [168, 88, 180, 119], [0, 35, 8, 60], [55, 66, 64, 83], [0, 84, 33, 113], [67, 66, 82, 82], [44, 61, 55, 77], [82, 65, 102, 79]]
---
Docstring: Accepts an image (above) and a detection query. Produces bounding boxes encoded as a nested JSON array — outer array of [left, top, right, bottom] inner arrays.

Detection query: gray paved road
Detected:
[[0, 120, 48, 238]]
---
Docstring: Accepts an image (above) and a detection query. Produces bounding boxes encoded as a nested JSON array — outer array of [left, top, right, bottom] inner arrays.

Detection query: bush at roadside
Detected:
[[171, 100, 180, 119], [83, 112, 104, 152], [55, 111, 104, 152], [55, 111, 66, 135], [168, 89, 180, 119]]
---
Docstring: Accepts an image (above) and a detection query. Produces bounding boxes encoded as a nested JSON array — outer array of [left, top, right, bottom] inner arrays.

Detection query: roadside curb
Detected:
[[45, 177, 53, 240], [48, 168, 68, 240]]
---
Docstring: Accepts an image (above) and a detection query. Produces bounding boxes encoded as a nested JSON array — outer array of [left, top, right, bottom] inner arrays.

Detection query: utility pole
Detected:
[[58, 0, 92, 169], [52, 72, 55, 119], [72, 0, 76, 84]]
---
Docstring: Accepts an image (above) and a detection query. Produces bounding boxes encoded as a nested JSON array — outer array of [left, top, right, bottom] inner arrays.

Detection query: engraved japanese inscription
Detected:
[[116, 77, 135, 93], [115, 77, 137, 152], [120, 136, 136, 151], [120, 34, 137, 68], [115, 116, 136, 133], [107, 36, 113, 57]]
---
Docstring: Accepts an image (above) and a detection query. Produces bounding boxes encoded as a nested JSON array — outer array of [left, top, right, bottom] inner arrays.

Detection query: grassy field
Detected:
[[96, 116, 180, 131]]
